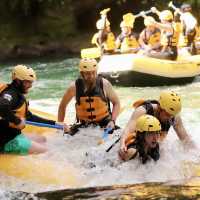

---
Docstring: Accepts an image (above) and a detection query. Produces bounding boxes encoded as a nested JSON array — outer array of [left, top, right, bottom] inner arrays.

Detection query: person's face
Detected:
[[122, 26, 131, 35], [106, 26, 111, 32], [144, 132, 159, 148], [22, 80, 33, 94], [147, 25, 155, 31], [81, 71, 97, 85], [159, 108, 174, 121]]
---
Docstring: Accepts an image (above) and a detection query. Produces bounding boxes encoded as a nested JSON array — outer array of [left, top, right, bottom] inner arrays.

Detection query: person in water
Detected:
[[119, 90, 194, 160], [0, 65, 63, 155], [57, 58, 120, 132], [122, 114, 161, 164]]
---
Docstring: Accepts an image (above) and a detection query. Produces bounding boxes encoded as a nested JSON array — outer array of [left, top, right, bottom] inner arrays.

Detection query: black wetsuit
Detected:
[[0, 82, 55, 149]]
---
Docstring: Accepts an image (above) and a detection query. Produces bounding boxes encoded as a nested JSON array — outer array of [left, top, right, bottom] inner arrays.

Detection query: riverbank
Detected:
[[0, 32, 93, 62]]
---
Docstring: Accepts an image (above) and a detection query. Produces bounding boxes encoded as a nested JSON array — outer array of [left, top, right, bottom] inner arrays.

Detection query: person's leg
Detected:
[[145, 49, 177, 60], [4, 134, 47, 155], [28, 140, 47, 154], [26, 133, 46, 143]]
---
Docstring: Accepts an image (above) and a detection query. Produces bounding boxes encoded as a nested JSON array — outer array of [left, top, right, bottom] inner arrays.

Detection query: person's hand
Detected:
[[56, 122, 70, 133], [145, 45, 151, 51], [18, 118, 26, 129], [139, 11, 146, 17], [151, 7, 158, 13], [106, 120, 115, 129], [9, 118, 26, 130], [118, 141, 128, 160]]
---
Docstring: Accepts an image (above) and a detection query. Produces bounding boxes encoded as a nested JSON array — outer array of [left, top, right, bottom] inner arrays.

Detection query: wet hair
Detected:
[[135, 131, 160, 164]]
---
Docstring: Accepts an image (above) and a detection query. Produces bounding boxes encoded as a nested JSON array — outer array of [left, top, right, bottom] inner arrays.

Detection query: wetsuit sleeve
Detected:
[[26, 110, 56, 125], [0, 90, 21, 125]]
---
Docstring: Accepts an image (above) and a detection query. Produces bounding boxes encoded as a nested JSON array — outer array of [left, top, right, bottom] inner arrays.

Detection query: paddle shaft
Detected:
[[26, 120, 63, 130], [135, 10, 152, 18], [102, 127, 113, 140]]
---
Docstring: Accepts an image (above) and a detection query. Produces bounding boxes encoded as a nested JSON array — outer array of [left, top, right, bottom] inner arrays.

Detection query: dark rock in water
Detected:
[[35, 182, 200, 200]]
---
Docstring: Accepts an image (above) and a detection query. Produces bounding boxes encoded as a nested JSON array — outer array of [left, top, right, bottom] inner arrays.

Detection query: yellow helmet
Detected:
[[79, 58, 98, 72], [120, 20, 133, 28], [12, 65, 36, 81], [123, 13, 135, 24], [144, 16, 155, 26], [159, 91, 181, 116], [96, 18, 110, 30], [136, 114, 161, 132], [159, 10, 173, 21]]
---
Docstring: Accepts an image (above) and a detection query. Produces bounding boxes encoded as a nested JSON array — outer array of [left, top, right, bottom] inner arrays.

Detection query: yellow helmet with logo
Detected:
[[159, 91, 181, 116], [144, 16, 155, 26], [79, 58, 98, 72], [96, 18, 110, 30], [12, 65, 36, 81], [159, 10, 173, 21], [136, 114, 161, 132]]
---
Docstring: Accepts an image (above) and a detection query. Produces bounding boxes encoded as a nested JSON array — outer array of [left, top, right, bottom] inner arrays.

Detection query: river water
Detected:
[[1, 58, 200, 199]]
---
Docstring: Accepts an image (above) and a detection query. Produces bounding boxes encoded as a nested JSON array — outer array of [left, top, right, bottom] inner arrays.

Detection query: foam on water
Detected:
[[0, 100, 198, 193]]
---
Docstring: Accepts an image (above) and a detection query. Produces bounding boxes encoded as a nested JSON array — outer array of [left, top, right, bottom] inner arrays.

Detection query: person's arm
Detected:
[[173, 116, 195, 147], [26, 111, 55, 125], [103, 79, 120, 124], [153, 21, 173, 32], [138, 30, 148, 49], [115, 35, 121, 49], [57, 82, 76, 122], [119, 106, 146, 159]]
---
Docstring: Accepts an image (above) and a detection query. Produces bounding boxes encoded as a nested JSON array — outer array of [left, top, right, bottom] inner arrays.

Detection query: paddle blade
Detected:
[[81, 47, 101, 59]]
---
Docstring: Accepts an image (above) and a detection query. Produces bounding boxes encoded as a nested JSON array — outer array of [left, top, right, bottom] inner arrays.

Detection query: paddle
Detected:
[[26, 120, 63, 130], [81, 9, 152, 59], [99, 130, 122, 152], [168, 1, 181, 14], [98, 127, 113, 145], [81, 47, 101, 59], [26, 120, 82, 136]]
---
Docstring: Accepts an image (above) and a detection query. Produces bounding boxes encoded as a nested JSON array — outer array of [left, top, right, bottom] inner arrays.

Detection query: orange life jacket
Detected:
[[75, 77, 110, 123], [0, 83, 27, 128]]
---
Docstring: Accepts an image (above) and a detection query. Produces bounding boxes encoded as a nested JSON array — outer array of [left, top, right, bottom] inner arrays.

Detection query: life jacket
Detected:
[[103, 32, 116, 51], [119, 33, 139, 53], [133, 99, 175, 141], [0, 83, 28, 128], [161, 23, 179, 49], [178, 34, 188, 47], [194, 26, 200, 54], [75, 76, 110, 123], [144, 28, 161, 47]]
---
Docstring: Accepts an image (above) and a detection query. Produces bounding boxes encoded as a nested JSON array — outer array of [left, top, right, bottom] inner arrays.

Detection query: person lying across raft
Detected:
[[119, 90, 195, 160], [0, 65, 66, 155], [120, 114, 161, 164], [58, 58, 121, 132]]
